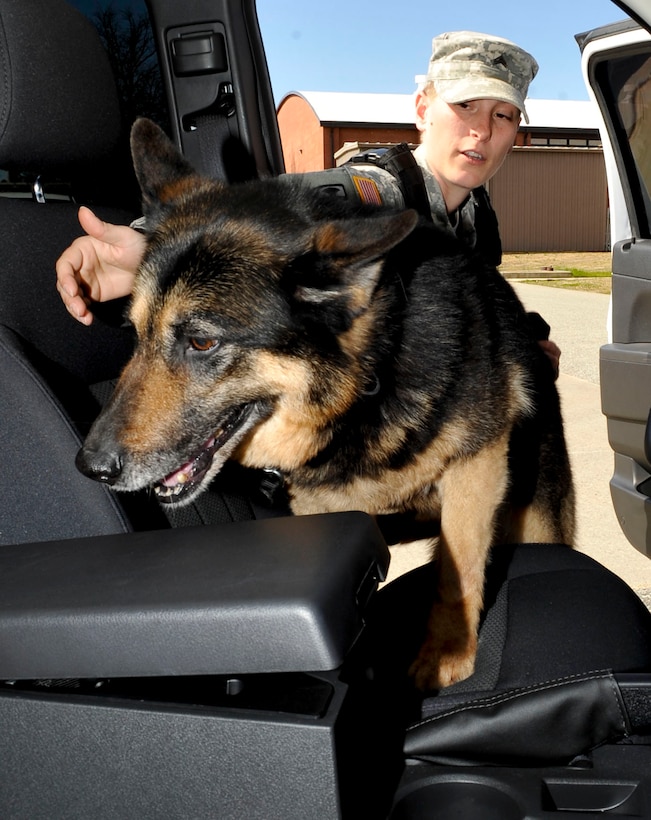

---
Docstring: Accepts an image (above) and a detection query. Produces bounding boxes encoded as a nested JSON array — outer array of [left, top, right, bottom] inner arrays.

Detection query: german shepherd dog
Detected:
[[77, 119, 574, 690]]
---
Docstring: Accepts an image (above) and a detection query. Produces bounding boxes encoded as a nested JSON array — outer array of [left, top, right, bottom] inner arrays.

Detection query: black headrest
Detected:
[[0, 0, 122, 173]]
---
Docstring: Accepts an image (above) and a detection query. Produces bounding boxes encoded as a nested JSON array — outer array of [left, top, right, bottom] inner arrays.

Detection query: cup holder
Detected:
[[391, 779, 524, 820]]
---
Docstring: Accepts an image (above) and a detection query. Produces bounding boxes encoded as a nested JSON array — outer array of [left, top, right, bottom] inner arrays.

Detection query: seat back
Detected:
[[0, 0, 137, 384], [0, 0, 139, 542]]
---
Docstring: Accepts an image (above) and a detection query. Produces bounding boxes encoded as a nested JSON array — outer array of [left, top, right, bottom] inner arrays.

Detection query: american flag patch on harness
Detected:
[[351, 175, 383, 206]]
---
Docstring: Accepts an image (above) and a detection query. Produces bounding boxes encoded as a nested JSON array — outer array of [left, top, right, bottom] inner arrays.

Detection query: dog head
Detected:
[[76, 118, 418, 505]]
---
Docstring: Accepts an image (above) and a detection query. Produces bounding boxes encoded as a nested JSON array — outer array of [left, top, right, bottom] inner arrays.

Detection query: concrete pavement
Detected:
[[385, 282, 651, 604]]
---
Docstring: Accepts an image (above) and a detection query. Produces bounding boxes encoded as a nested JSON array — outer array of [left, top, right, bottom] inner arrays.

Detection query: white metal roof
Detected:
[[281, 90, 601, 131], [281, 91, 416, 124]]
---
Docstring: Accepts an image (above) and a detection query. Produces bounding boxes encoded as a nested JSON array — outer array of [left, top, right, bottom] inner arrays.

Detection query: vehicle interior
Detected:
[[2, 0, 651, 817]]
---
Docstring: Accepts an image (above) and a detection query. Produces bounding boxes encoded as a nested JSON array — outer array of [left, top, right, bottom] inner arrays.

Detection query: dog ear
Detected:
[[296, 210, 419, 312], [130, 118, 201, 213], [313, 210, 418, 261]]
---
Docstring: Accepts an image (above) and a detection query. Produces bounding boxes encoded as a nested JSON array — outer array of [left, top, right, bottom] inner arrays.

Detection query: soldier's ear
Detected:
[[415, 89, 431, 133]]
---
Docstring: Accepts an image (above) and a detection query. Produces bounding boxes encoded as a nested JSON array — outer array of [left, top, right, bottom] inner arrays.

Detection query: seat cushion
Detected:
[[362, 543, 651, 713], [0, 200, 136, 385], [359, 543, 651, 765]]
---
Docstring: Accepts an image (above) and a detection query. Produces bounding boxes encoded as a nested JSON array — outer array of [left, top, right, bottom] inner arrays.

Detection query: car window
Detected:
[[71, 0, 170, 132], [596, 46, 651, 238]]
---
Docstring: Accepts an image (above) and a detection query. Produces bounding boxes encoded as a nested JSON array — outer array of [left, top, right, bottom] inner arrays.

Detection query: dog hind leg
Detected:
[[502, 437, 575, 547], [410, 432, 511, 691], [504, 489, 575, 546]]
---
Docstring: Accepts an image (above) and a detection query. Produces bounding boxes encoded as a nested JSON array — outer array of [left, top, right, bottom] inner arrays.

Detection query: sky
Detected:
[[256, 0, 629, 103]]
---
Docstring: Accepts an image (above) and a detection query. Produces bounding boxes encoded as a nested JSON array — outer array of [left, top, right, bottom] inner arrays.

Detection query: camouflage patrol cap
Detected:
[[426, 31, 538, 123]]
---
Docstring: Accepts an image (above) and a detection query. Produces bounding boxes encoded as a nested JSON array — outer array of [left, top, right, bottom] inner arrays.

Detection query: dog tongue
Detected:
[[160, 436, 216, 488], [160, 460, 193, 488]]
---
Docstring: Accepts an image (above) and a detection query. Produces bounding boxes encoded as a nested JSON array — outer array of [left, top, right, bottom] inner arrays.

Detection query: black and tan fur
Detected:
[[77, 119, 574, 690]]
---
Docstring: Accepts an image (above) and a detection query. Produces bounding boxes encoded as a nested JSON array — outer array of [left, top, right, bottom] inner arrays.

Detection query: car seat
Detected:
[[1, 1, 651, 818], [0, 0, 145, 545], [0, 0, 284, 542]]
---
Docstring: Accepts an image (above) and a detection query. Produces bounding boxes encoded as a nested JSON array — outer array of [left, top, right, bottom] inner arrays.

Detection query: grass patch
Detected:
[[521, 273, 612, 295], [568, 268, 611, 278]]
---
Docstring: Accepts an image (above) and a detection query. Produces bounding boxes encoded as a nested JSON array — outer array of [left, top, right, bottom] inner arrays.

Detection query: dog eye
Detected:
[[188, 337, 218, 352]]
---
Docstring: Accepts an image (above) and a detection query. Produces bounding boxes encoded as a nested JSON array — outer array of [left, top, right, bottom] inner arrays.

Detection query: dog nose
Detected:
[[75, 446, 124, 485]]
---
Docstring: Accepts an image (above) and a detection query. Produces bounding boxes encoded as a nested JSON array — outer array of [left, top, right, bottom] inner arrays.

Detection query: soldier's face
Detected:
[[415, 91, 520, 211]]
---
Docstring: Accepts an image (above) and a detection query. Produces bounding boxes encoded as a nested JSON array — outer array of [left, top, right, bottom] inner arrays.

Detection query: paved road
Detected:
[[386, 282, 651, 603]]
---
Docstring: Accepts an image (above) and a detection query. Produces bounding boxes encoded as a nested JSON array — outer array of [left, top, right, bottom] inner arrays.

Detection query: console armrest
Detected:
[[0, 511, 389, 679]]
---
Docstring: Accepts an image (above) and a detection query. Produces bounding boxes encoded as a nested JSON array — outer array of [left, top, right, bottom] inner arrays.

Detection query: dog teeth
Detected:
[[153, 406, 256, 504], [155, 483, 185, 498]]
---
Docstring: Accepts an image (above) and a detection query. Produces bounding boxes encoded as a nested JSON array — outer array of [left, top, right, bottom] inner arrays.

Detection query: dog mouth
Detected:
[[154, 402, 257, 503]]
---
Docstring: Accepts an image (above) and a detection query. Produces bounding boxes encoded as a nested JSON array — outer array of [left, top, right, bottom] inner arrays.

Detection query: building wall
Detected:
[[276, 95, 325, 172], [489, 147, 608, 252], [322, 126, 419, 168]]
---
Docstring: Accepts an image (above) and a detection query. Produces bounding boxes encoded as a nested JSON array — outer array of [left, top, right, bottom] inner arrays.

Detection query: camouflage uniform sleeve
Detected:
[[282, 166, 406, 211], [342, 165, 407, 209]]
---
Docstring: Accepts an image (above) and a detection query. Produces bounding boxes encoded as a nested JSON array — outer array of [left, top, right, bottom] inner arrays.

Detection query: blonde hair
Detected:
[[420, 80, 436, 97]]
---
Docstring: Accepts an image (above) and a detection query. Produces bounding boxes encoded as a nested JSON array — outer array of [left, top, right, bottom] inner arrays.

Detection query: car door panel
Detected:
[[611, 239, 651, 343], [581, 17, 651, 555], [147, 0, 284, 180], [601, 335, 651, 553]]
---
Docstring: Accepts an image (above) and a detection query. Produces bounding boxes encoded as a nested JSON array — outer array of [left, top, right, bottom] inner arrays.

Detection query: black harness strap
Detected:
[[373, 143, 433, 223], [471, 184, 503, 267]]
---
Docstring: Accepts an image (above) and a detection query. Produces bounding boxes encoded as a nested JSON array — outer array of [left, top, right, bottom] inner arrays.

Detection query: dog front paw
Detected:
[[409, 600, 478, 691], [409, 639, 476, 691]]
